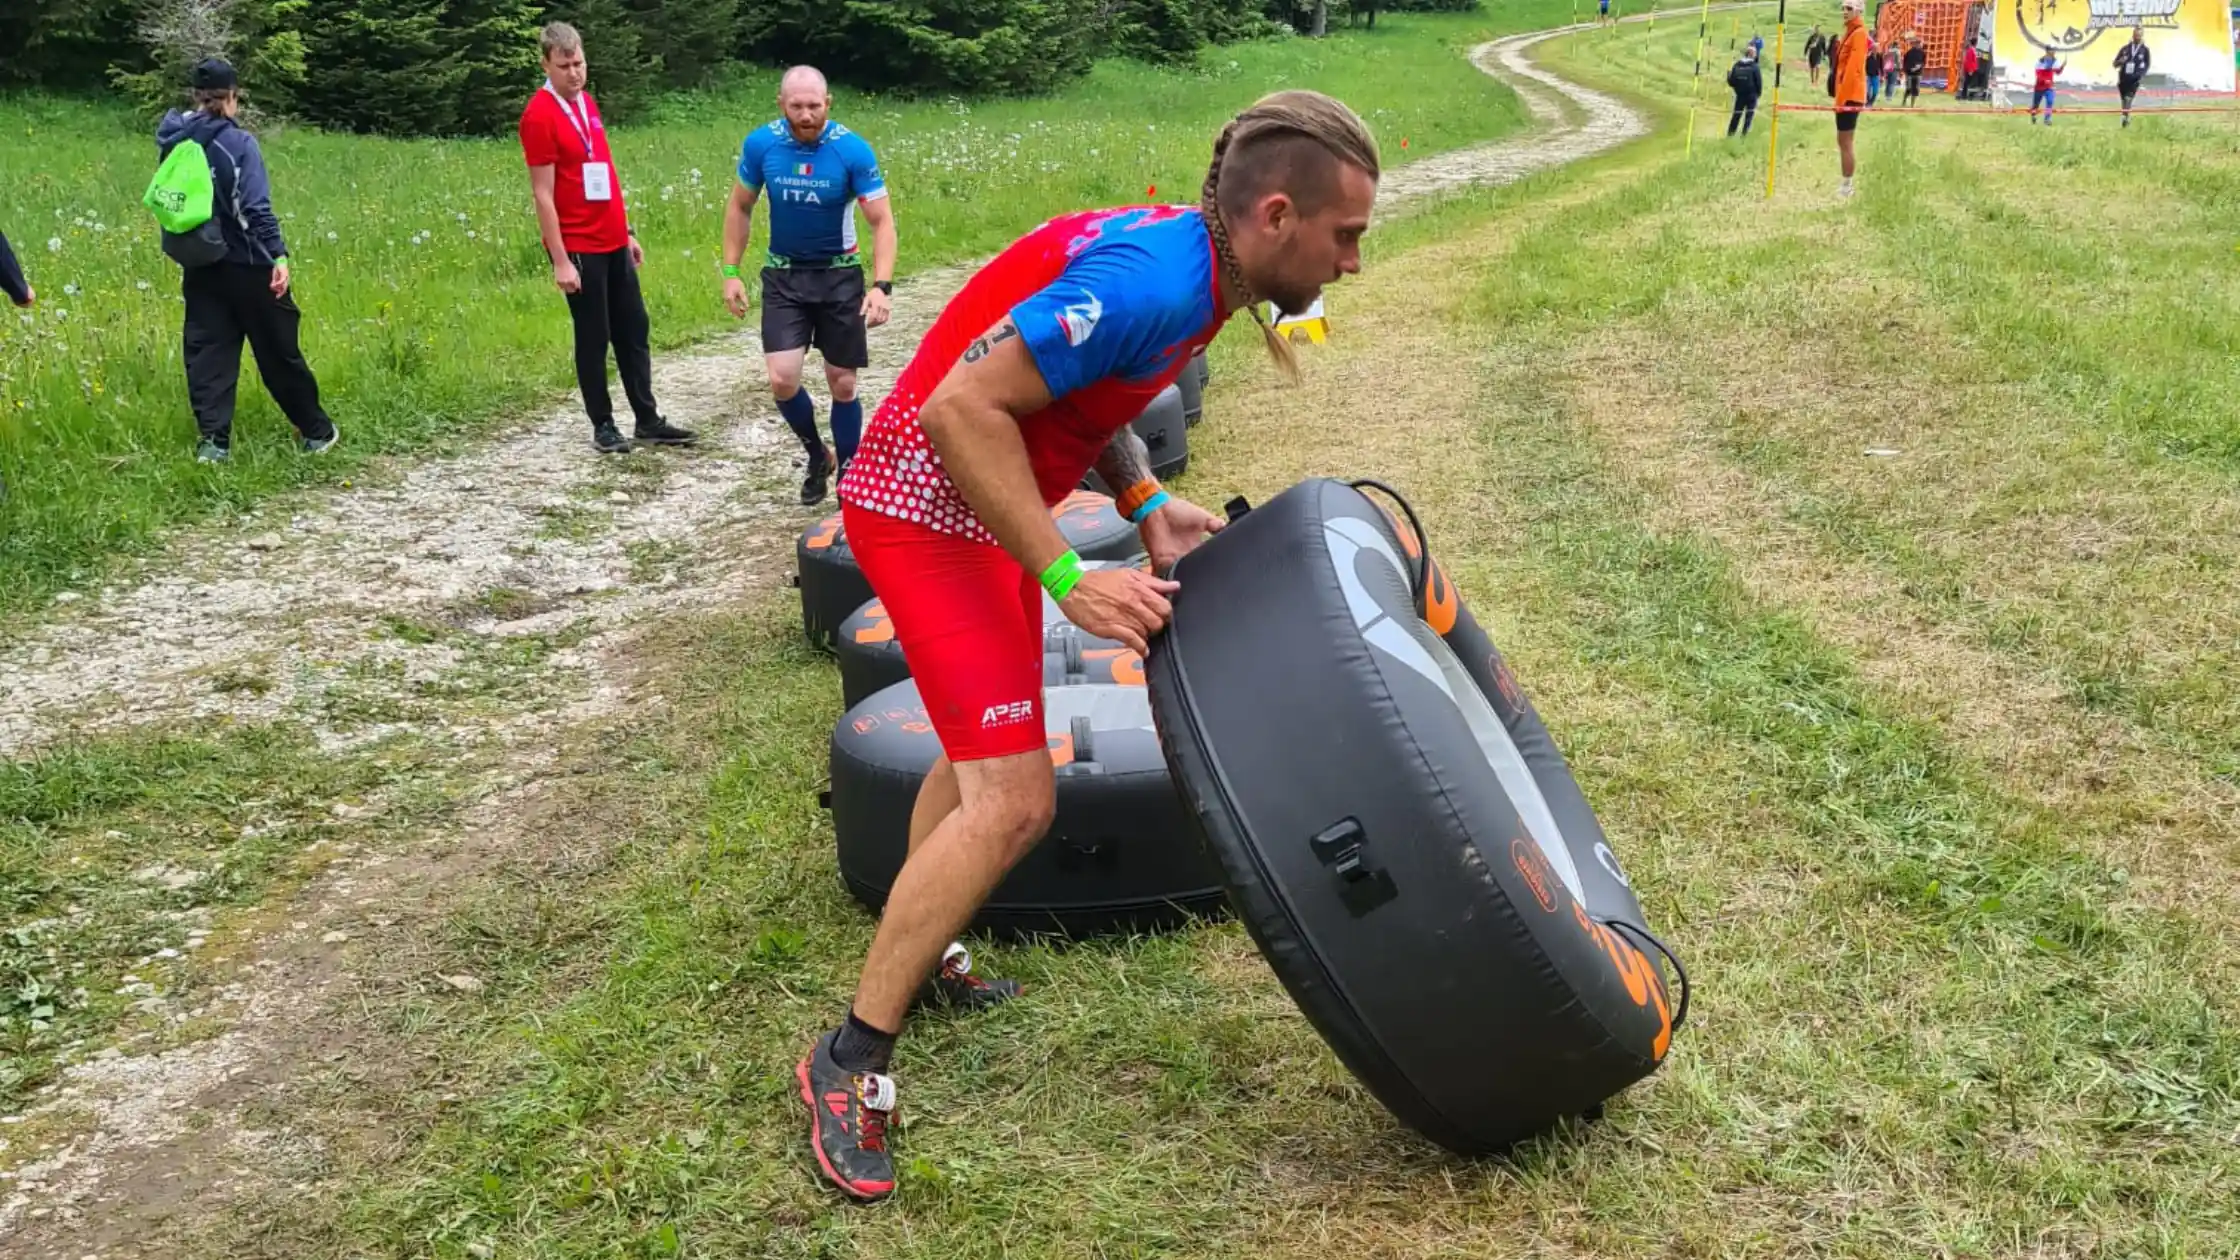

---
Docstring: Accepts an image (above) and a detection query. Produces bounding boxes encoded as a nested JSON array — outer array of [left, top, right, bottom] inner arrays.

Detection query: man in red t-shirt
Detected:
[[520, 22, 695, 454]]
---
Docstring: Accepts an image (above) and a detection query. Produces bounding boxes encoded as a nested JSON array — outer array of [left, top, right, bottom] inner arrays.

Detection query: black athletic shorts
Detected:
[[761, 265, 869, 368], [2119, 76, 2143, 105], [1835, 103, 1860, 133]]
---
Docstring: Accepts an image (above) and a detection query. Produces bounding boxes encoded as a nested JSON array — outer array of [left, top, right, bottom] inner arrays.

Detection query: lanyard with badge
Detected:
[[545, 80, 612, 202]]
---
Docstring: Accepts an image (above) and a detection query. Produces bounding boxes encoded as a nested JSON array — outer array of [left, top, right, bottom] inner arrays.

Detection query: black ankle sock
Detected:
[[832, 1007, 897, 1074]]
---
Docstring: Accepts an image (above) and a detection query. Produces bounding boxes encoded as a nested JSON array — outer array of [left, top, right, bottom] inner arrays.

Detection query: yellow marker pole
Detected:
[[1765, 0, 1789, 197], [1687, 0, 1713, 156]]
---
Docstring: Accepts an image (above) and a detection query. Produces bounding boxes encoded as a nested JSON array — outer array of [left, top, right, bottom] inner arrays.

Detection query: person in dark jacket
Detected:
[[1727, 47, 1764, 136], [1902, 36, 1927, 105], [2114, 27, 2152, 126], [0, 230, 32, 308], [1805, 26, 1829, 85], [156, 58, 338, 464]]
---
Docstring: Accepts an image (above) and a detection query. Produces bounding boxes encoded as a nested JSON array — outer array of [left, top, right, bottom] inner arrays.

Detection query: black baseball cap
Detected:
[[190, 59, 239, 90]]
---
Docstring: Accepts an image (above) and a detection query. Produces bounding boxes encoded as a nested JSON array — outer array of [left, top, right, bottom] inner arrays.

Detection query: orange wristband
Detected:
[[1115, 479, 1163, 520]]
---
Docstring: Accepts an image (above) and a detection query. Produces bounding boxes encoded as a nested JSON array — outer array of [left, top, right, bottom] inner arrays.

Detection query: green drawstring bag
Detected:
[[143, 135, 236, 268]]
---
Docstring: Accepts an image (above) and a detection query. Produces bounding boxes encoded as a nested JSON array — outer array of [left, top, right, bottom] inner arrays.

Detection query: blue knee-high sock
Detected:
[[830, 398, 863, 466], [775, 389, 821, 454]]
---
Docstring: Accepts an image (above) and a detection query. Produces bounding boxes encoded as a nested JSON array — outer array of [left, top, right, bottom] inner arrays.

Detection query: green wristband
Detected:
[[721, 263, 741, 279], [1040, 549, 1086, 601]]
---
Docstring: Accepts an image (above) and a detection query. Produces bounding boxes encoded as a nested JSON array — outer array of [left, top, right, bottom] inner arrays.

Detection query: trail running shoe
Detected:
[[301, 424, 339, 454], [797, 1030, 898, 1202], [800, 444, 833, 506], [592, 421, 632, 454], [918, 942, 1022, 1013], [196, 439, 230, 464], [633, 417, 698, 446]]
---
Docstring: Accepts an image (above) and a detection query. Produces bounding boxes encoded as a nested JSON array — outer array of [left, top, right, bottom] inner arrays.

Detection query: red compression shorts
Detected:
[[841, 501, 1047, 762]]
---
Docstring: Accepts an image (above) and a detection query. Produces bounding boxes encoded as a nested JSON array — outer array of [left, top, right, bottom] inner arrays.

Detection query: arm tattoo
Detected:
[[962, 321, 1020, 364], [1092, 424, 1154, 493]]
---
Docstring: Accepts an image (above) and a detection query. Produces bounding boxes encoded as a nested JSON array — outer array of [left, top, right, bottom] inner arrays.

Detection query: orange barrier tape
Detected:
[[1777, 102, 2240, 115]]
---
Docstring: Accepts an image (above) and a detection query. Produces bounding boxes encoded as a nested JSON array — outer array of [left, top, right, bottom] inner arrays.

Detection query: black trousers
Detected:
[[183, 263, 334, 447], [564, 245, 659, 430], [1728, 97, 1758, 135]]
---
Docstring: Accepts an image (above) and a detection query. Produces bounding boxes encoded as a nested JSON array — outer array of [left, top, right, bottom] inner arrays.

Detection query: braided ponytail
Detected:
[[1200, 90, 1381, 384]]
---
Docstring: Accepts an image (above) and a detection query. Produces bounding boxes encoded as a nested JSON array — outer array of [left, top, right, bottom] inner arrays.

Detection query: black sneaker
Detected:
[[800, 444, 833, 506], [634, 417, 698, 446], [917, 942, 1022, 1013], [195, 439, 230, 464], [796, 1030, 898, 1202], [592, 422, 632, 454], [301, 424, 339, 455]]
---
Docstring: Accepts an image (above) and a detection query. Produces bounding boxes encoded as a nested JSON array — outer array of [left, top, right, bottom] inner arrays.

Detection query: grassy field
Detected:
[[18, 4, 2240, 1257], [0, 9, 1522, 624]]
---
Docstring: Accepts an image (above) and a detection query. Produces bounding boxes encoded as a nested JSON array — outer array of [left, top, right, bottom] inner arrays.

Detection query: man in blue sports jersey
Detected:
[[721, 65, 899, 505]]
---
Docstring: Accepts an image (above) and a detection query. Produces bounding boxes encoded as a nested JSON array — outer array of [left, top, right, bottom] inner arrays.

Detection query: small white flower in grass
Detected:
[[456, 212, 468, 223], [136, 280, 151, 291], [466, 230, 477, 239], [63, 283, 79, 297], [46, 237, 60, 253], [328, 231, 339, 241]]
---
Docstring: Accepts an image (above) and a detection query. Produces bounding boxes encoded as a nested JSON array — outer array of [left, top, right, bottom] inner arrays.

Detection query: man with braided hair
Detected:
[[798, 89, 1381, 1202]]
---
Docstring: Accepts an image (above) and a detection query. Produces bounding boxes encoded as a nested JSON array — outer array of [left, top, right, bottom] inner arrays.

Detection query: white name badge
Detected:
[[582, 162, 613, 202]]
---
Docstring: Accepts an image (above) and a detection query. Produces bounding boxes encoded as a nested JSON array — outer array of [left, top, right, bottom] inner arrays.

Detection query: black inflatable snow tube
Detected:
[[1133, 383, 1189, 479], [1178, 351, 1205, 427], [827, 680, 1226, 939], [795, 491, 1141, 651], [1145, 477, 1687, 1155], [834, 565, 1147, 708], [1081, 386, 1191, 498]]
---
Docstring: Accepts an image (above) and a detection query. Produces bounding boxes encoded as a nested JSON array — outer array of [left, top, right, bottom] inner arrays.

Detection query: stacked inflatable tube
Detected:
[[795, 490, 1141, 651], [1144, 477, 1688, 1154], [827, 680, 1225, 939], [1177, 353, 1205, 426], [1081, 384, 1190, 496], [835, 562, 1146, 708]]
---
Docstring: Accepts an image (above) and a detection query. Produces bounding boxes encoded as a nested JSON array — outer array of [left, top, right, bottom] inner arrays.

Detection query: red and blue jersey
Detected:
[[838, 205, 1228, 545]]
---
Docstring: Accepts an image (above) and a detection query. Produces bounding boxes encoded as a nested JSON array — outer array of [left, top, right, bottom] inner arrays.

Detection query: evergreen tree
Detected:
[[447, 0, 544, 130], [1, 0, 138, 88], [109, 0, 309, 120], [294, 0, 468, 135], [627, 0, 739, 90], [541, 0, 653, 117]]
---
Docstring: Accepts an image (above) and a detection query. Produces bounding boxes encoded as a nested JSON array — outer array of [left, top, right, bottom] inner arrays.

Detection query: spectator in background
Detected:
[[1865, 35, 1884, 105], [1806, 26, 1829, 85], [1961, 41, 1983, 99], [2030, 48, 2066, 124], [1883, 44, 1902, 101], [0, 230, 31, 308], [1903, 35, 1927, 105], [2115, 27, 2151, 126], [156, 59, 340, 465], [520, 22, 698, 455], [1833, 0, 1870, 197], [1727, 46, 1764, 137]]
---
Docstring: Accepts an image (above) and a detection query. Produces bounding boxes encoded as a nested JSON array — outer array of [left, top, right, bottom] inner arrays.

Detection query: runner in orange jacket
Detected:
[[1832, 0, 1870, 197]]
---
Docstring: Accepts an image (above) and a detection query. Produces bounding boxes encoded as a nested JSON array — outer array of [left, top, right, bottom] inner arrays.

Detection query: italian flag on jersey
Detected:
[[794, 161, 815, 175]]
